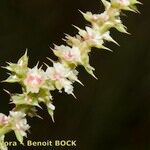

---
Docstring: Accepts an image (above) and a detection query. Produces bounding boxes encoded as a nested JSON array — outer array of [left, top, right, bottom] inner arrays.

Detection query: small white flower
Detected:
[[46, 63, 70, 81], [61, 79, 73, 94], [9, 111, 26, 119], [63, 46, 81, 62], [46, 63, 75, 95], [78, 26, 104, 47], [15, 119, 29, 137], [92, 11, 109, 22], [9, 111, 30, 138], [54, 45, 81, 63], [24, 66, 46, 93], [0, 113, 8, 126]]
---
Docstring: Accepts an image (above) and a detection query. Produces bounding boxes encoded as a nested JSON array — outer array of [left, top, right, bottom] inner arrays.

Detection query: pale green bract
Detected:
[[0, 0, 141, 149]]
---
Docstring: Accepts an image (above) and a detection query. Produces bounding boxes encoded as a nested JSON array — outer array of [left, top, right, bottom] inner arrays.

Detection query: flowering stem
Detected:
[[0, 0, 142, 149]]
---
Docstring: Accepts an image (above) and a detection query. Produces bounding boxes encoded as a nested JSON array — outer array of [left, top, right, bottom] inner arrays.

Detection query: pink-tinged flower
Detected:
[[80, 0, 111, 24], [15, 119, 29, 137], [91, 11, 109, 23], [78, 26, 104, 47], [24, 66, 46, 93], [46, 63, 75, 95], [64, 47, 80, 61], [53, 45, 81, 63], [46, 63, 70, 81], [0, 113, 8, 126], [9, 111, 30, 138]]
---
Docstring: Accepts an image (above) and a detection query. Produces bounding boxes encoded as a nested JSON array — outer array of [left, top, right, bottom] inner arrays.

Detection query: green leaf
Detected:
[[84, 65, 97, 79], [115, 24, 130, 34], [101, 0, 110, 9], [79, 11, 92, 23], [17, 50, 28, 68], [130, 0, 142, 5], [3, 75, 20, 83], [14, 130, 24, 145], [47, 108, 54, 122]]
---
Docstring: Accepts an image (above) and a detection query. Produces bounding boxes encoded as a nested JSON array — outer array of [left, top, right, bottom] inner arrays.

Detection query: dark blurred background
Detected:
[[0, 0, 150, 150]]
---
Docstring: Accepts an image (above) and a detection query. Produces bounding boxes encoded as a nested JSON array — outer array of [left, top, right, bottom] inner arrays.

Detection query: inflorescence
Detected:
[[0, 0, 141, 149]]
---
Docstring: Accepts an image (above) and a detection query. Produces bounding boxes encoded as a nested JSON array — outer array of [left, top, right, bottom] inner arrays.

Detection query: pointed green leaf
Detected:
[[47, 108, 54, 122], [115, 24, 130, 34], [3, 75, 20, 83], [14, 130, 24, 145]]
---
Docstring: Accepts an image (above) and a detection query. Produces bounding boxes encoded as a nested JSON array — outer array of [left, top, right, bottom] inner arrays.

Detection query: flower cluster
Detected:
[[0, 111, 30, 148], [0, 0, 141, 149], [4, 53, 56, 119]]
